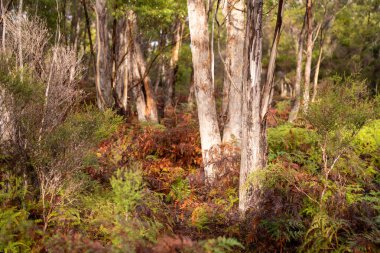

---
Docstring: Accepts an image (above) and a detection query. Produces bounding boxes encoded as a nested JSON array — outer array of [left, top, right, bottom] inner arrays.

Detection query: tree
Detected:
[[288, 13, 306, 123], [262, 0, 285, 118], [302, 0, 315, 112], [164, 17, 185, 113], [95, 0, 113, 110], [187, 0, 221, 183], [221, 0, 245, 144], [239, 0, 264, 213], [127, 10, 158, 123]]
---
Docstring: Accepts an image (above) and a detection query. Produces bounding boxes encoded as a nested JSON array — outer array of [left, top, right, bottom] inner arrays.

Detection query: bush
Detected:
[[0, 174, 36, 253]]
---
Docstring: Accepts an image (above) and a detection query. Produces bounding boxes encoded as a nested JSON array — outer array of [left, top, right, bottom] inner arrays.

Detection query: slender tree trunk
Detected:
[[312, 35, 324, 102], [70, 0, 81, 52], [187, 0, 221, 183], [261, 0, 284, 117], [82, 0, 96, 73], [288, 15, 306, 123], [114, 17, 129, 115], [239, 0, 264, 213], [1, 0, 6, 52], [187, 66, 195, 110], [18, 0, 23, 78], [222, 0, 245, 144], [165, 18, 184, 112], [303, 0, 313, 113], [95, 0, 113, 110]]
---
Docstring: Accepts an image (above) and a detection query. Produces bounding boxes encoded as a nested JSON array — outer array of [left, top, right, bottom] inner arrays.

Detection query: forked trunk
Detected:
[[128, 12, 158, 123]]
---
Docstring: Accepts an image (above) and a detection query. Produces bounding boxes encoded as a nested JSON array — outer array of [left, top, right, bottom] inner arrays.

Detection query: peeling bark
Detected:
[[95, 0, 113, 110], [239, 0, 264, 213]]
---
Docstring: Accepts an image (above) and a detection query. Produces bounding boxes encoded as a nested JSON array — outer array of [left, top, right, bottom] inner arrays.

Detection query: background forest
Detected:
[[0, 0, 379, 252]]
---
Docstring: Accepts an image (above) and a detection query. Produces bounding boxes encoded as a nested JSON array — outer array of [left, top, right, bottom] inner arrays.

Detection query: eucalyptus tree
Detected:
[[239, 0, 264, 213], [221, 0, 245, 144], [187, 0, 222, 183], [95, 0, 113, 110]]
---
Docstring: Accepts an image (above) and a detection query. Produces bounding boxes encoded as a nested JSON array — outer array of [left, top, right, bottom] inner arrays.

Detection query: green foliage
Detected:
[[190, 205, 211, 231], [268, 124, 320, 173], [306, 77, 375, 138], [0, 65, 44, 105], [301, 211, 351, 252], [111, 168, 144, 214], [260, 218, 305, 244], [201, 237, 244, 253], [0, 175, 35, 253], [167, 178, 191, 202], [353, 120, 380, 161]]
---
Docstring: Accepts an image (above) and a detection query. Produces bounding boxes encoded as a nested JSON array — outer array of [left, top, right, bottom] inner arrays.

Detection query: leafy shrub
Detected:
[[301, 211, 351, 252], [201, 237, 244, 253], [0, 174, 35, 253], [191, 205, 211, 231], [167, 178, 191, 202], [111, 168, 144, 215]]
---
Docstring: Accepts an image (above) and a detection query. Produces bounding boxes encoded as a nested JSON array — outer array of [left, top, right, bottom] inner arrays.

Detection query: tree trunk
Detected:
[[187, 66, 195, 110], [187, 0, 221, 183], [288, 15, 306, 123], [82, 0, 96, 75], [114, 17, 129, 115], [239, 0, 264, 213], [312, 35, 324, 102], [128, 11, 158, 123], [18, 0, 23, 78], [261, 0, 284, 117], [0, 88, 14, 144], [302, 0, 313, 113], [222, 0, 245, 144], [164, 18, 184, 112], [95, 0, 113, 110]]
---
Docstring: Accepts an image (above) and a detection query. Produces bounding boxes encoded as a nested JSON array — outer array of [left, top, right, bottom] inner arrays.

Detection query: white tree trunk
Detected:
[[239, 0, 264, 213], [303, 0, 313, 113], [188, 0, 221, 183], [222, 0, 245, 144], [0, 88, 14, 144], [312, 41, 323, 102]]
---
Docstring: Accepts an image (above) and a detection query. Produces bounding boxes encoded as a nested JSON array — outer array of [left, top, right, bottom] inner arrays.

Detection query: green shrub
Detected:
[[201, 237, 244, 253], [0, 175, 35, 253], [190, 205, 211, 231], [111, 168, 144, 214], [167, 178, 191, 202]]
